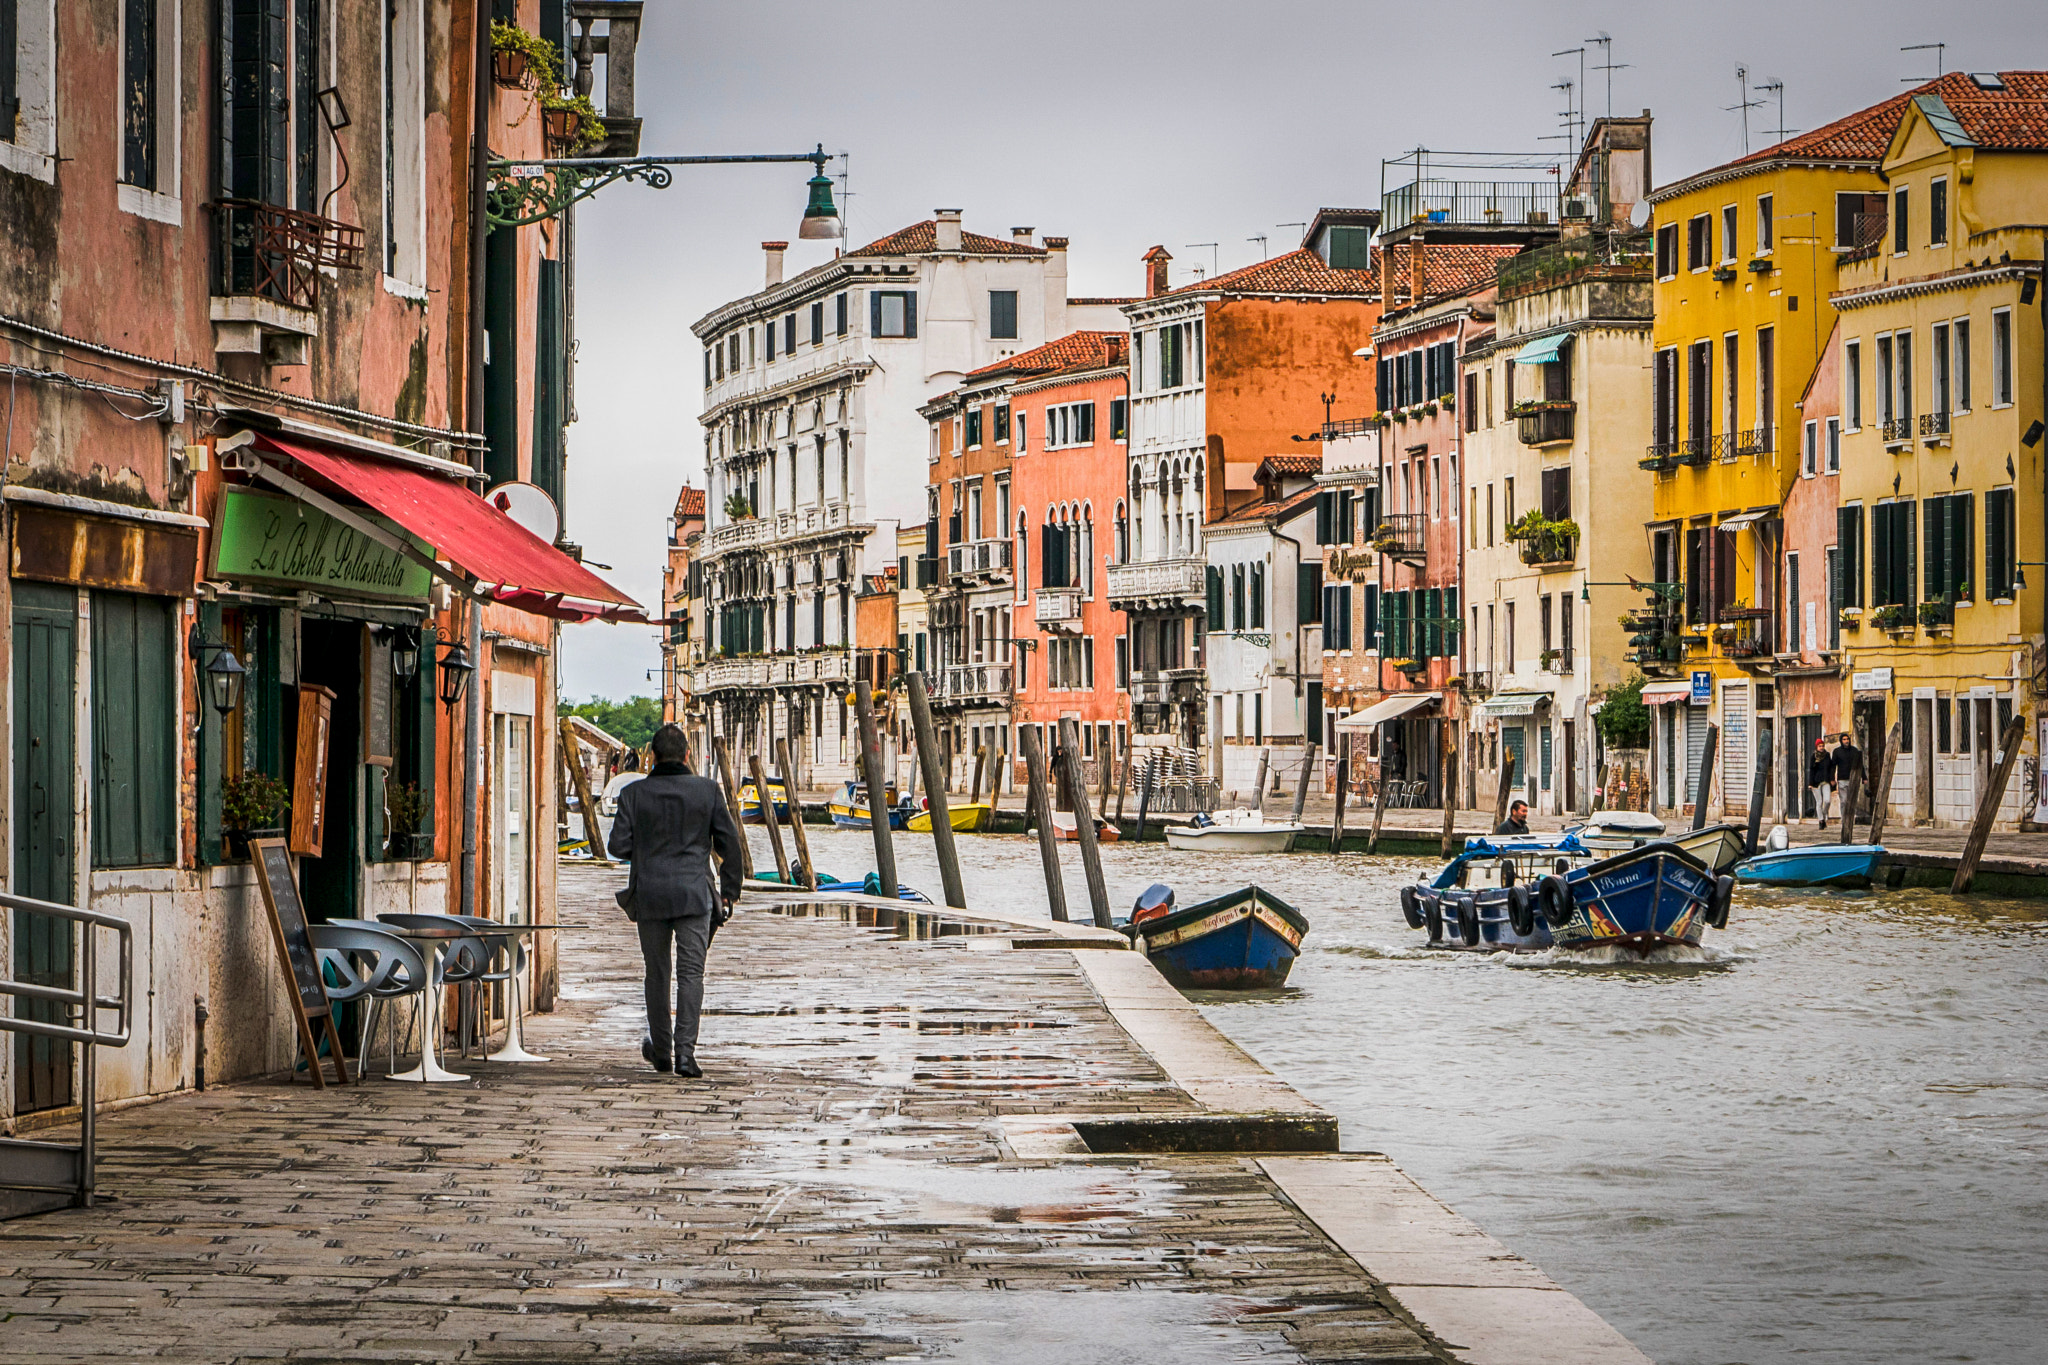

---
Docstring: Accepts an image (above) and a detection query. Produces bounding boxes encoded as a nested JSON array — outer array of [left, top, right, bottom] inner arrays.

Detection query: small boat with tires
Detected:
[[1734, 828, 1885, 888], [1570, 810, 1749, 874], [1405, 838, 1731, 954], [1163, 808, 1303, 853], [1119, 882, 1307, 989]]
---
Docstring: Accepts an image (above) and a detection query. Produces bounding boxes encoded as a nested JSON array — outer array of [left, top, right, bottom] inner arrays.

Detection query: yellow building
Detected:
[[1640, 85, 1925, 816], [1829, 72, 2047, 830]]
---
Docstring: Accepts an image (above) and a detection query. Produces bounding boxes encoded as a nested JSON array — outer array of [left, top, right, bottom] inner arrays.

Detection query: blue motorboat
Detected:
[[1406, 839, 1731, 954], [815, 872, 933, 903], [1734, 842, 1885, 888], [1120, 883, 1307, 990]]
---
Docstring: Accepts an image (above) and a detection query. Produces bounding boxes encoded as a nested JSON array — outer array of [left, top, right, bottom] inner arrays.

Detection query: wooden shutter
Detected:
[[1956, 493, 1974, 599], [1899, 499, 1916, 605], [1046, 524, 1069, 589], [1206, 564, 1223, 624], [1249, 563, 1264, 628], [870, 290, 881, 336], [1445, 587, 1459, 662], [1230, 565, 1245, 629], [1314, 492, 1331, 545], [92, 592, 177, 869], [1363, 584, 1380, 651], [1297, 563, 1322, 625]]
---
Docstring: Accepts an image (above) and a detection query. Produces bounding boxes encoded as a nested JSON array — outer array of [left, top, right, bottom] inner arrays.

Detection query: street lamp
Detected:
[[437, 641, 475, 709], [2013, 561, 2048, 592], [486, 144, 843, 233], [187, 627, 247, 719], [391, 626, 421, 683]]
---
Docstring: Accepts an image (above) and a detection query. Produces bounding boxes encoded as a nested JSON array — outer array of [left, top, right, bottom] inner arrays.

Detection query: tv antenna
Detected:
[[1585, 32, 1627, 118], [1186, 242, 1219, 278], [1754, 78, 1794, 143], [1552, 46, 1587, 145], [1540, 77, 1579, 150], [1725, 65, 1764, 154], [1901, 42, 1946, 82], [1247, 234, 1268, 259]]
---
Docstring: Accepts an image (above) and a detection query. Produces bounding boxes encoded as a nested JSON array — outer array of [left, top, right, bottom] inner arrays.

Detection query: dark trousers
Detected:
[[637, 913, 711, 1063]]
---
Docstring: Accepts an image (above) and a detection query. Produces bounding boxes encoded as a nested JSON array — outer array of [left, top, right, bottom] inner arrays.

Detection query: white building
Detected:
[[684, 215, 1121, 780]]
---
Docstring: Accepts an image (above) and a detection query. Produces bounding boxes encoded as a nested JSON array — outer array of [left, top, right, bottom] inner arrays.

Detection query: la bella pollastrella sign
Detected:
[[212, 488, 433, 600]]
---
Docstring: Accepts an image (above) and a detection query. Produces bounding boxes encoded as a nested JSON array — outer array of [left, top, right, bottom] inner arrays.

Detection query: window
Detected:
[[1787, 552, 1802, 653], [1875, 334, 1893, 425], [1893, 185, 1909, 254], [1756, 326, 1774, 449], [1933, 322, 1951, 416], [1756, 194, 1774, 254], [1721, 205, 1738, 262], [1869, 500, 1916, 607], [1160, 325, 1185, 388], [993, 404, 1010, 444], [1987, 487, 2017, 599], [1249, 562, 1264, 628], [1992, 309, 2013, 406], [1688, 341, 1711, 446], [783, 314, 797, 353], [1109, 397, 1127, 441], [1231, 564, 1246, 629], [989, 290, 1018, 340], [1954, 318, 1971, 411], [1845, 340, 1862, 429], [1835, 191, 1887, 250], [872, 290, 917, 338], [1687, 214, 1711, 270], [1827, 545, 1842, 649], [1115, 634, 1129, 688], [810, 301, 824, 345], [1464, 371, 1478, 432], [1298, 562, 1323, 625], [1327, 225, 1372, 268], [1082, 637, 1094, 689], [1803, 419, 1817, 476], [1897, 330, 1913, 422], [93, 592, 178, 868], [1826, 416, 1840, 473], [1656, 223, 1678, 279], [1724, 332, 1740, 446], [835, 291, 848, 335], [1540, 466, 1570, 521], [121, 0, 161, 189], [1923, 492, 1974, 602], [765, 320, 776, 361], [1015, 411, 1027, 453], [1046, 401, 1096, 448], [1653, 347, 1678, 448], [1930, 177, 1948, 245]]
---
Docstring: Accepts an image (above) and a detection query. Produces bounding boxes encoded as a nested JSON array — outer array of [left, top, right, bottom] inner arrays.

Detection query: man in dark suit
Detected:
[[606, 724, 744, 1077], [1831, 731, 1864, 820]]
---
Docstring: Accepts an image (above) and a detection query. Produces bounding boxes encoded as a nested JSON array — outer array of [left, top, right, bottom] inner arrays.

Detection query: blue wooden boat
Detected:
[[1404, 835, 1597, 951], [815, 872, 933, 903], [1407, 839, 1731, 954], [1734, 843, 1884, 888], [1120, 883, 1307, 990]]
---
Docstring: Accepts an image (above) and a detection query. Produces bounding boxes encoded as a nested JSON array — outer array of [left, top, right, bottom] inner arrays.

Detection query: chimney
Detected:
[[762, 241, 788, 289], [1011, 226, 1035, 245], [1143, 245, 1172, 298], [1043, 235, 1068, 253], [934, 209, 963, 252], [1409, 239, 1426, 303]]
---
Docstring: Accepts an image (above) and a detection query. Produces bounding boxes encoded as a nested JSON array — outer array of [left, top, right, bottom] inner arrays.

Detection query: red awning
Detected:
[[250, 435, 644, 622]]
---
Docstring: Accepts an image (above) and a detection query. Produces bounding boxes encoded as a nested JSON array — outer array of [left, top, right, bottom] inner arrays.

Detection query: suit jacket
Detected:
[[606, 765, 745, 920]]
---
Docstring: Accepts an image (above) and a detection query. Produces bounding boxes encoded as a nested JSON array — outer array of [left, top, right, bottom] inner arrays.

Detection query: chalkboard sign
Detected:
[[250, 837, 347, 1087], [291, 684, 336, 855], [362, 631, 394, 768]]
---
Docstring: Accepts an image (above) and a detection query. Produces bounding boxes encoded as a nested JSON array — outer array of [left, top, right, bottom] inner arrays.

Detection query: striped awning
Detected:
[[1512, 333, 1571, 366]]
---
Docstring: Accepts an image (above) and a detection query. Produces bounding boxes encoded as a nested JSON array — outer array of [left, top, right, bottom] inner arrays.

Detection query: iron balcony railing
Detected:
[[1842, 210, 1887, 263], [1715, 607, 1776, 660], [1920, 411, 1950, 439], [1372, 513, 1427, 560], [1677, 437, 1711, 468], [1736, 426, 1775, 457], [1640, 442, 1678, 471], [213, 199, 365, 309], [1881, 416, 1915, 444], [1711, 433, 1738, 463], [1514, 402, 1574, 446]]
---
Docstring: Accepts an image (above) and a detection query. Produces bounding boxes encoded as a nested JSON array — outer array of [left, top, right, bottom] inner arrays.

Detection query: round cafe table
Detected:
[[374, 917, 479, 1083], [443, 917, 558, 1063]]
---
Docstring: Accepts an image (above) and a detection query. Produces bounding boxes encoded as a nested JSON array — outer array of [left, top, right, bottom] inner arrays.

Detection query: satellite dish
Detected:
[[1628, 200, 1651, 230], [489, 481, 561, 544]]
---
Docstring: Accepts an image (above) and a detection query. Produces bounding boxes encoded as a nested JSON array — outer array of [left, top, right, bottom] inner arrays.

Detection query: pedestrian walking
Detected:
[[606, 724, 744, 1077], [1831, 730, 1864, 819], [1808, 736, 1836, 828]]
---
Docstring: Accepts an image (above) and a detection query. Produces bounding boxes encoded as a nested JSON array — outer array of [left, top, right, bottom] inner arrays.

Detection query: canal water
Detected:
[[755, 825, 2048, 1365]]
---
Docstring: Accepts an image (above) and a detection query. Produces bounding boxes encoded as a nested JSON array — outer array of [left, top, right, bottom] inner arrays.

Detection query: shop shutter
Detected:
[[1684, 704, 1710, 805], [1315, 491, 1331, 545], [414, 626, 438, 849], [1720, 683, 1750, 815]]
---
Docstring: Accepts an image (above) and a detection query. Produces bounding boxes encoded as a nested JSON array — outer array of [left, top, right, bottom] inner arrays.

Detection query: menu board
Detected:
[[291, 684, 336, 855], [249, 838, 346, 1087], [362, 630, 394, 768]]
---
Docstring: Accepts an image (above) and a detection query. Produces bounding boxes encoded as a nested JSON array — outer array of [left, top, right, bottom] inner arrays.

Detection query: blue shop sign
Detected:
[[1690, 670, 1712, 705]]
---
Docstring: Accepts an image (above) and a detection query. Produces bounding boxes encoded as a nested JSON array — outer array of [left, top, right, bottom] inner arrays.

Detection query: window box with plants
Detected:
[[384, 781, 434, 861], [1506, 510, 1579, 566], [1511, 398, 1575, 446], [542, 89, 605, 152], [221, 772, 290, 862], [1870, 603, 1913, 632], [1388, 657, 1425, 676], [490, 20, 558, 89], [1917, 598, 1955, 633]]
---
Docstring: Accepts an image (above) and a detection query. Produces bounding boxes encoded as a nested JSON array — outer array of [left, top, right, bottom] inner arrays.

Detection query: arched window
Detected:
[[1080, 506, 1094, 596], [1114, 499, 1129, 564], [1015, 510, 1029, 599]]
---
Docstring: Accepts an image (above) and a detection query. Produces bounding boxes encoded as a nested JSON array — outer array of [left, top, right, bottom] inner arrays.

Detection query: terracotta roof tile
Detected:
[[675, 485, 705, 519], [1376, 241, 1525, 304], [1213, 484, 1321, 526], [1940, 71, 2048, 149], [845, 220, 1048, 258], [1257, 453, 1323, 478], [965, 331, 1128, 380], [1166, 247, 1380, 298]]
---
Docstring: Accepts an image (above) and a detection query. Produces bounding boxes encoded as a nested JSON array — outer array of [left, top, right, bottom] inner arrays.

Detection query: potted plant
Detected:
[[1424, 400, 1439, 416], [221, 772, 290, 862], [1870, 602, 1911, 632], [1440, 392, 1456, 411], [724, 491, 754, 520], [489, 20, 558, 89], [1539, 648, 1563, 670], [541, 89, 606, 151], [384, 781, 433, 861], [1917, 599, 1955, 631]]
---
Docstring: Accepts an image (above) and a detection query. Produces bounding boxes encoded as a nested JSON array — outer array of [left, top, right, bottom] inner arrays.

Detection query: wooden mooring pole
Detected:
[[1331, 758, 1349, 852], [710, 737, 755, 881], [1366, 754, 1392, 855], [1131, 755, 1154, 846], [1865, 722, 1902, 847], [851, 680, 897, 900], [748, 753, 792, 884], [1952, 716, 2025, 894], [1744, 727, 1772, 856], [1691, 724, 1719, 831], [773, 738, 815, 890], [1057, 718, 1114, 928], [1019, 725, 1070, 922], [559, 717, 609, 865], [1291, 744, 1319, 825], [905, 673, 967, 910], [1438, 730, 1459, 860]]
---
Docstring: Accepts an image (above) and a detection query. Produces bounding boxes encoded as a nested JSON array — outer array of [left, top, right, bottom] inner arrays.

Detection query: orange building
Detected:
[[661, 485, 706, 724]]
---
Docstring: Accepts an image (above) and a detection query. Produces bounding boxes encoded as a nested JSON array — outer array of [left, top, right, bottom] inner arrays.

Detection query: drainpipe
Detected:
[[462, 0, 491, 917]]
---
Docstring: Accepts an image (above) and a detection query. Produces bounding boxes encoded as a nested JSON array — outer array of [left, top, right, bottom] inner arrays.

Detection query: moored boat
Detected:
[[740, 780, 791, 824], [827, 780, 913, 829], [1570, 811, 1748, 874], [1734, 842, 1885, 888], [907, 801, 992, 833], [1163, 808, 1302, 853], [1121, 883, 1307, 989], [1031, 812, 1120, 843]]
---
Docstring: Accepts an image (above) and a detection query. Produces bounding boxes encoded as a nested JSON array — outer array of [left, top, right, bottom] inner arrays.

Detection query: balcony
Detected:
[[1516, 528, 1578, 568], [1736, 426, 1774, 457], [687, 650, 851, 693], [1842, 210, 1887, 264], [1710, 433, 1738, 463], [1714, 608, 1776, 662], [931, 663, 1012, 707], [1035, 586, 1083, 630], [1496, 230, 1653, 300], [707, 517, 773, 553], [1920, 411, 1950, 444], [771, 501, 855, 543], [1514, 401, 1575, 446], [214, 198, 365, 309], [947, 537, 1012, 584], [1639, 443, 1678, 472], [1371, 513, 1427, 563], [1881, 417, 1914, 447], [1108, 556, 1205, 607], [1131, 668, 1205, 706], [1917, 598, 1956, 633], [1677, 437, 1710, 468]]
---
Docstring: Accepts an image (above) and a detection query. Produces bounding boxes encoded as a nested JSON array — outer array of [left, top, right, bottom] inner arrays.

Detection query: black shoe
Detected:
[[674, 1058, 703, 1078], [641, 1035, 672, 1074]]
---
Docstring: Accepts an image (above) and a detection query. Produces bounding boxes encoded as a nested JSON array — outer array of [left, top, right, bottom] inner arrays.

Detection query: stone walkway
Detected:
[[0, 867, 1443, 1364]]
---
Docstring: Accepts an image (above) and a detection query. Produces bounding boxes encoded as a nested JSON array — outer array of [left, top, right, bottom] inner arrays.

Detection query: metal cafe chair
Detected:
[[376, 914, 491, 1058], [308, 923, 429, 1080], [443, 916, 525, 1059]]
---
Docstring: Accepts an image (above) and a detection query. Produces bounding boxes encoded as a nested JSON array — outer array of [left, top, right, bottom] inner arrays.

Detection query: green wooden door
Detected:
[[12, 582, 76, 1112]]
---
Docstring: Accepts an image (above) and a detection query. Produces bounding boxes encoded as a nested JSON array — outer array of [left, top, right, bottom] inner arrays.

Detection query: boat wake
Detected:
[[1322, 940, 1747, 970]]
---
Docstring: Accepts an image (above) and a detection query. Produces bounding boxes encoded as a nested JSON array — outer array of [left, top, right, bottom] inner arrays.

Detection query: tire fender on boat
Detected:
[[1498, 857, 1518, 888], [1400, 885, 1426, 930], [1506, 884, 1536, 936], [1538, 874, 1575, 929], [1709, 874, 1735, 930], [1424, 896, 1444, 942], [1455, 893, 1481, 947]]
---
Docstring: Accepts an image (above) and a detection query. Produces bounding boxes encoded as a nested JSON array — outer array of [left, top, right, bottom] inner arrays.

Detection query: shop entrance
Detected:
[[298, 619, 363, 923], [10, 582, 76, 1113]]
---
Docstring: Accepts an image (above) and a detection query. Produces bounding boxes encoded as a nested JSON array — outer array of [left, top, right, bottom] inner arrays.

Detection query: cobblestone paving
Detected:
[[0, 867, 1440, 1363]]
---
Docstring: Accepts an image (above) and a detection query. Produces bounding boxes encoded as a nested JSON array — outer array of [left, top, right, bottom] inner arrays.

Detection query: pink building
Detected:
[[1774, 323, 1846, 819]]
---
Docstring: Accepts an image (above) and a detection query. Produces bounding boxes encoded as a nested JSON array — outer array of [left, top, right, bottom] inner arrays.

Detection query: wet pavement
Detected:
[[0, 866, 1443, 1364]]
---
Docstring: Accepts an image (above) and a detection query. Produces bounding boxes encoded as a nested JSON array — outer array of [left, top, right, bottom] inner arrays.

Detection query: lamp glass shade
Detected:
[[798, 172, 842, 240], [438, 642, 475, 708], [392, 631, 421, 682], [206, 648, 247, 718]]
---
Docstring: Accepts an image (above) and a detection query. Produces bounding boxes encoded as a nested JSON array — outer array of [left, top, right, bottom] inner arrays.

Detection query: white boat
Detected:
[[1164, 808, 1303, 853]]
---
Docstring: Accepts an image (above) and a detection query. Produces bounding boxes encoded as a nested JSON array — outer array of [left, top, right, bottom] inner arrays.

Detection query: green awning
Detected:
[[1480, 692, 1552, 718], [1512, 333, 1571, 366]]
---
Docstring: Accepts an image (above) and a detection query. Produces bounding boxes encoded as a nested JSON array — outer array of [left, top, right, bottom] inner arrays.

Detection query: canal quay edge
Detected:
[[769, 880, 1653, 1365]]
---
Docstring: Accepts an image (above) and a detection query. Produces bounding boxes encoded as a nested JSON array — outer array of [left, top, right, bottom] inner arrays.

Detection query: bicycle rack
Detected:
[[0, 892, 133, 1219]]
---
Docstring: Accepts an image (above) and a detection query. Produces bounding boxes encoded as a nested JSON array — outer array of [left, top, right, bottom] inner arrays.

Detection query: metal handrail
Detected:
[[0, 892, 134, 1213]]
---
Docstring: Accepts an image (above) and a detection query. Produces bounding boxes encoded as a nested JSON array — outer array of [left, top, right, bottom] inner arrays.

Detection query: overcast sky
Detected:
[[555, 0, 2044, 703]]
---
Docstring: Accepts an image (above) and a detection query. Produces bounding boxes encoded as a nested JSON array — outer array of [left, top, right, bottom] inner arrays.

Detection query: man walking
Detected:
[[607, 724, 744, 1077], [1831, 730, 1864, 824], [1808, 735, 1836, 829]]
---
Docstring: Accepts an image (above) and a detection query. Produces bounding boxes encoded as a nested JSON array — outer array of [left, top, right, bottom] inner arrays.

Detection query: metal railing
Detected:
[[1515, 402, 1574, 446], [1640, 443, 1678, 471], [1496, 230, 1653, 295], [214, 199, 365, 309], [1842, 210, 1887, 263], [946, 538, 1012, 581], [1736, 426, 1774, 457], [1881, 416, 1914, 444], [1383, 179, 1564, 230], [1, 893, 134, 1216], [1920, 411, 1950, 439], [1677, 437, 1710, 468], [1372, 513, 1427, 560]]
